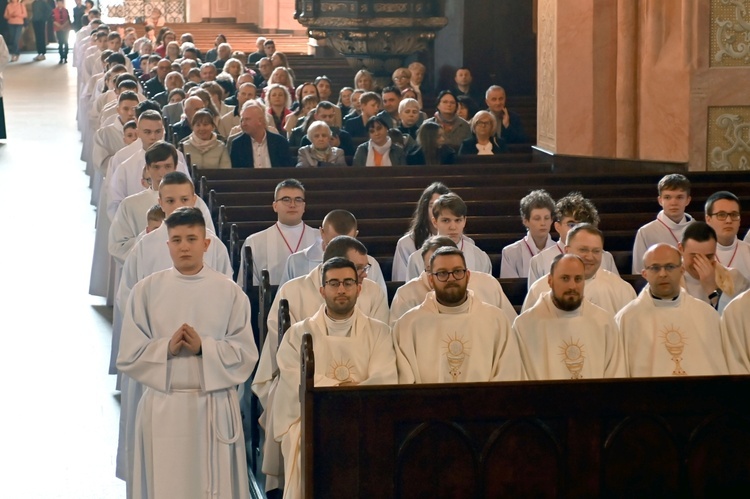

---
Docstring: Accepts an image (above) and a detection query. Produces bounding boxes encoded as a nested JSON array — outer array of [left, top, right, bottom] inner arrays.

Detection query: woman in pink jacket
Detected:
[[3, 0, 28, 62]]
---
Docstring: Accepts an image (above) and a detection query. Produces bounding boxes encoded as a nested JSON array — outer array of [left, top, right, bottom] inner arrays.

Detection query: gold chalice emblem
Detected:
[[443, 333, 470, 382], [560, 338, 585, 379], [661, 325, 687, 376]]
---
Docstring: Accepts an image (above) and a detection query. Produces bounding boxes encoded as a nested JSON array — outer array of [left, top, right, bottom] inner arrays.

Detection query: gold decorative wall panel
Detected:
[[537, 0, 556, 150], [707, 106, 750, 170], [711, 0, 750, 67]]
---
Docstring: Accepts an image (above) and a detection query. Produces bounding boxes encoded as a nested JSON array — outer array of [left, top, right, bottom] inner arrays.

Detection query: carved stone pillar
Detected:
[[294, 1, 448, 78]]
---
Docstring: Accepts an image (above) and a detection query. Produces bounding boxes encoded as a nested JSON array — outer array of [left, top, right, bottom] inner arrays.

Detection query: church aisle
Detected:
[[0, 53, 125, 498]]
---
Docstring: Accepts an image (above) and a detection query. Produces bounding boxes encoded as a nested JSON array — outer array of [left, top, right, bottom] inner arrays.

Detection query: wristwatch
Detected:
[[708, 289, 721, 300]]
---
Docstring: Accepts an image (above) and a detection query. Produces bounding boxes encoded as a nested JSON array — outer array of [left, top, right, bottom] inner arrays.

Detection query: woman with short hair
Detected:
[[296, 121, 347, 167], [352, 116, 407, 167], [181, 110, 231, 168]]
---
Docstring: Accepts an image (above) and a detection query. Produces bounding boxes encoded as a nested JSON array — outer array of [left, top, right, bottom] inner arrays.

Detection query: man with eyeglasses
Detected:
[[390, 236, 516, 327], [523, 224, 636, 314], [514, 254, 626, 380], [528, 192, 620, 287], [704, 191, 750, 281], [678, 221, 749, 314], [279, 209, 387, 295], [393, 246, 523, 383], [253, 236, 388, 494], [237, 179, 318, 288], [272, 256, 397, 497], [615, 243, 727, 377]]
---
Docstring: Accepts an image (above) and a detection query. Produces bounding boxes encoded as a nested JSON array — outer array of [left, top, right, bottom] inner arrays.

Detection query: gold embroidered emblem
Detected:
[[560, 338, 585, 379], [443, 332, 470, 382], [661, 325, 687, 375], [327, 358, 357, 383]]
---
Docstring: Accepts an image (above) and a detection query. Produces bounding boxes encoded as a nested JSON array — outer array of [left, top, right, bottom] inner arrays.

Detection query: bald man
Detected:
[[172, 95, 205, 143], [514, 254, 626, 380], [615, 244, 728, 377]]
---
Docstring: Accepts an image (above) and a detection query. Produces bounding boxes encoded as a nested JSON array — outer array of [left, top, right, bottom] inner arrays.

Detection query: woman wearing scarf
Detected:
[[423, 89, 471, 150], [353, 115, 407, 167], [296, 121, 347, 167], [181, 110, 231, 168]]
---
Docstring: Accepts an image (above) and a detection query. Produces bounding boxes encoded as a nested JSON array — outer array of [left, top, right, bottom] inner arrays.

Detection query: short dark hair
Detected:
[[135, 100, 162, 118], [360, 91, 382, 107], [138, 109, 163, 123], [117, 80, 139, 92], [429, 246, 467, 269], [365, 115, 389, 131], [123, 120, 137, 131], [321, 257, 358, 285], [314, 75, 332, 86], [159, 171, 195, 192], [658, 173, 690, 195], [705, 190, 741, 214], [165, 207, 205, 230], [681, 221, 717, 246], [118, 90, 139, 104], [381, 86, 401, 98], [106, 53, 126, 65], [145, 141, 178, 166], [566, 223, 604, 246], [435, 89, 458, 106], [323, 236, 368, 262], [323, 210, 357, 235], [420, 235, 458, 259], [432, 193, 467, 219], [274, 178, 305, 199]]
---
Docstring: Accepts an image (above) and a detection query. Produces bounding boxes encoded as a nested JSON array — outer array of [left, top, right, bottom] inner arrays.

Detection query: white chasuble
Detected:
[[117, 266, 258, 499], [272, 305, 397, 499], [393, 291, 524, 384], [720, 289, 750, 374], [389, 270, 517, 327], [615, 286, 727, 377], [513, 292, 626, 380], [405, 236, 492, 281]]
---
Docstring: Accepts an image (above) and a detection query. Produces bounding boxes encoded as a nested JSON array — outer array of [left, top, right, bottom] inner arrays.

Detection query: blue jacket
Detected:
[[229, 131, 294, 168]]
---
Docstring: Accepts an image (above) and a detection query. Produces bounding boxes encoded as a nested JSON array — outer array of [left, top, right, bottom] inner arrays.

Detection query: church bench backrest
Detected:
[[299, 335, 750, 498], [279, 299, 291, 354]]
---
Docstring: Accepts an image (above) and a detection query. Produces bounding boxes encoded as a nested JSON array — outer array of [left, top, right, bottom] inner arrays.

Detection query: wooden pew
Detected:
[[298, 334, 750, 498]]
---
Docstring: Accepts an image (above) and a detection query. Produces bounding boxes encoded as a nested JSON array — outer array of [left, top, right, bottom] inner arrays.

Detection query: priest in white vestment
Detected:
[[237, 179, 319, 288], [678, 221, 750, 314], [524, 224, 636, 313], [272, 257, 397, 499], [115, 178, 232, 485], [500, 189, 556, 278], [632, 174, 693, 273], [514, 254, 626, 380], [405, 193, 492, 280], [117, 207, 257, 499], [251, 236, 389, 493], [390, 235, 516, 326], [528, 192, 619, 286], [393, 247, 524, 383], [616, 244, 728, 377], [704, 191, 750, 281], [720, 289, 750, 374], [279, 209, 386, 294]]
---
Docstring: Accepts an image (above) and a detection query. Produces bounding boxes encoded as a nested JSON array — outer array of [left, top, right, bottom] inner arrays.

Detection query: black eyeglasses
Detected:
[[275, 196, 305, 206], [431, 269, 467, 282], [708, 211, 741, 221], [324, 278, 358, 289]]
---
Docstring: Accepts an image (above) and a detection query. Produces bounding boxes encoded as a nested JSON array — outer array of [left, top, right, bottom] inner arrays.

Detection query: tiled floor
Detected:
[[0, 52, 126, 498]]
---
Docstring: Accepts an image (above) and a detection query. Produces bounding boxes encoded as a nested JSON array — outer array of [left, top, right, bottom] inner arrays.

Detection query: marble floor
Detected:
[[0, 52, 126, 498]]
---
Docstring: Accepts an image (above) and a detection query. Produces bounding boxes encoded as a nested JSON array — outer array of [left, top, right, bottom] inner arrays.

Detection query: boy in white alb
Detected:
[[632, 173, 694, 273], [704, 191, 750, 281], [237, 179, 319, 288], [405, 192, 492, 279], [500, 189, 556, 278], [117, 207, 257, 499]]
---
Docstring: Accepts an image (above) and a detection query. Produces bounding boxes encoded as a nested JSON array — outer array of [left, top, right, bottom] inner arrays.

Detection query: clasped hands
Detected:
[[168, 323, 202, 356]]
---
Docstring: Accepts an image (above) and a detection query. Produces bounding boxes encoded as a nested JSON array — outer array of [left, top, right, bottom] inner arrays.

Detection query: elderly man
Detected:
[[514, 254, 626, 380], [199, 62, 218, 82], [486, 85, 528, 144], [218, 82, 256, 138], [616, 244, 727, 377], [247, 36, 266, 64], [296, 101, 355, 155], [394, 246, 524, 383], [229, 102, 293, 168], [152, 70, 184, 107], [273, 256, 397, 498], [390, 236, 516, 326], [678, 221, 749, 313], [524, 223, 636, 314], [143, 58, 171, 98], [704, 191, 750, 280], [171, 95, 205, 143]]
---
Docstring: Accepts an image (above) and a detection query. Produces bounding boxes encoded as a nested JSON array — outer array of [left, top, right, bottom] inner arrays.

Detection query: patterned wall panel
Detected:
[[711, 0, 750, 67], [101, 0, 186, 24], [537, 0, 556, 150], [707, 106, 750, 170]]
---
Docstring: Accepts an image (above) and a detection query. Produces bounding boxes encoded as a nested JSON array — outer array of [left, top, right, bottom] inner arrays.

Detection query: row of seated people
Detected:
[[73, 15, 750, 499]]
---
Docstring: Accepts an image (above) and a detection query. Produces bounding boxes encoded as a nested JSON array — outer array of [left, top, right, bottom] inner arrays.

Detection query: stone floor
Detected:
[[0, 51, 126, 498]]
